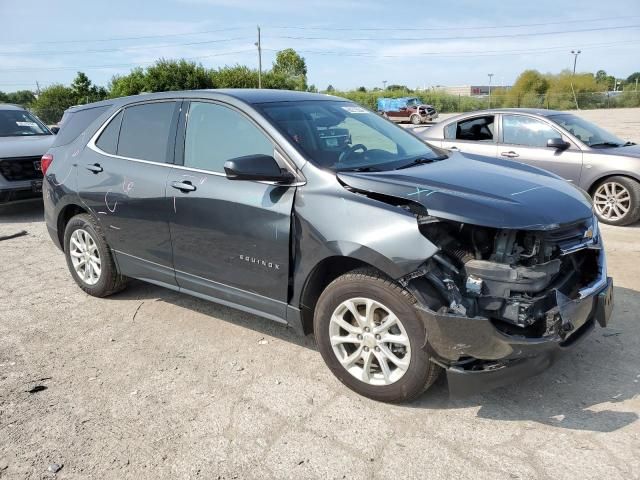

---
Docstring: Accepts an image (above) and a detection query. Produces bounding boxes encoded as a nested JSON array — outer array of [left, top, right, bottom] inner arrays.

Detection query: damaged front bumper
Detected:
[[414, 245, 614, 397]]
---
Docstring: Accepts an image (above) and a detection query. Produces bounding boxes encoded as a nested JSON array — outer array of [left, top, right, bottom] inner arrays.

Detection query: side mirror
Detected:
[[50, 126, 60, 134], [547, 137, 570, 150], [224, 154, 295, 183]]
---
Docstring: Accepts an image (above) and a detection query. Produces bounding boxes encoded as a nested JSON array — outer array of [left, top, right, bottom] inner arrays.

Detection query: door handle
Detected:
[[449, 146, 459, 151], [86, 163, 103, 173], [171, 180, 196, 193], [500, 151, 519, 158]]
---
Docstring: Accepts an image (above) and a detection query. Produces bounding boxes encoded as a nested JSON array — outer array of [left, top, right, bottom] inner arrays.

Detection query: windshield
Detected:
[[549, 113, 626, 147], [258, 100, 445, 172], [0, 109, 51, 137]]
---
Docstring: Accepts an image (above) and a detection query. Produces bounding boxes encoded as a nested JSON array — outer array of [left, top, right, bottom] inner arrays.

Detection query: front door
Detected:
[[168, 100, 296, 322], [499, 114, 583, 184], [78, 100, 181, 286]]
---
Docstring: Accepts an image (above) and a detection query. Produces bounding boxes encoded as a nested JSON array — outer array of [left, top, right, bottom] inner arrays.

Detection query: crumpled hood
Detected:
[[337, 152, 593, 230], [0, 135, 55, 159]]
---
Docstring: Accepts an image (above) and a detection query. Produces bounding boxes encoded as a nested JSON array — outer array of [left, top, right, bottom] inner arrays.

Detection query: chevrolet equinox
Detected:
[[43, 90, 613, 402]]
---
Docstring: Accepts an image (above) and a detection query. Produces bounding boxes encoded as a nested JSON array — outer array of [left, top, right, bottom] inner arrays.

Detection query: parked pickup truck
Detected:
[[377, 97, 438, 125]]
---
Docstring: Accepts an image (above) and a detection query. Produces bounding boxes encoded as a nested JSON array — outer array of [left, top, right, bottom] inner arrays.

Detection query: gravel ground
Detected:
[[0, 109, 639, 479]]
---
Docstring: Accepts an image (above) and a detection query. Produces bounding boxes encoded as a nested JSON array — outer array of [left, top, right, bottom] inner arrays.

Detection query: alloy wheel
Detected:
[[329, 297, 411, 386], [594, 182, 631, 221], [69, 228, 101, 285]]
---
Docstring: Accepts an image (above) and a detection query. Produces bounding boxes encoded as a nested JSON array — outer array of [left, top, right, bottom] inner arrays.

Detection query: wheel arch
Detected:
[[297, 256, 386, 335], [587, 172, 640, 196], [57, 203, 90, 251]]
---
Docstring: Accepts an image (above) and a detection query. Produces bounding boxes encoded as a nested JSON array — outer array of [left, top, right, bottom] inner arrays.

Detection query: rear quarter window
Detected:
[[52, 105, 111, 147]]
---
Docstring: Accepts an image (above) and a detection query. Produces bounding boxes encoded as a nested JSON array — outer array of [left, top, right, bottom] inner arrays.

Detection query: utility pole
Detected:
[[35, 81, 41, 98], [382, 80, 387, 90], [488, 73, 493, 108], [571, 49, 581, 74], [255, 25, 262, 89]]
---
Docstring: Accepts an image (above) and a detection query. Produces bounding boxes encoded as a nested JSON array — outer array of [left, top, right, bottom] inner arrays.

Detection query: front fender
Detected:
[[290, 182, 437, 306]]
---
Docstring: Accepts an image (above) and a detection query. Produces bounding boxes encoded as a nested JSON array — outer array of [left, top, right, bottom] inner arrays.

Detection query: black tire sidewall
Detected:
[[594, 176, 640, 226], [63, 214, 116, 296], [314, 274, 434, 403]]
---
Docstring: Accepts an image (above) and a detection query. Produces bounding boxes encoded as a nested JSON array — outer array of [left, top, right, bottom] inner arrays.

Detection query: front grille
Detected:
[[0, 156, 43, 181]]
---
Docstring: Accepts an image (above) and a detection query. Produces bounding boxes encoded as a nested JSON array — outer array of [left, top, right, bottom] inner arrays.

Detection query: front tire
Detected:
[[593, 176, 640, 226], [410, 114, 422, 125], [314, 269, 440, 403], [63, 213, 127, 297]]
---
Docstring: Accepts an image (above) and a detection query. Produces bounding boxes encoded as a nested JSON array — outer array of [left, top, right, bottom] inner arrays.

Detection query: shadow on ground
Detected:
[[114, 279, 639, 434]]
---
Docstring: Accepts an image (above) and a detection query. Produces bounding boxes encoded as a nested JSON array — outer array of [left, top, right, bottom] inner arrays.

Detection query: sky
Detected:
[[0, 0, 639, 92]]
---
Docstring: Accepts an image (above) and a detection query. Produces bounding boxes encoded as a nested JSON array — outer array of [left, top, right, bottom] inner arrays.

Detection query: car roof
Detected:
[[66, 89, 346, 114], [0, 103, 27, 111]]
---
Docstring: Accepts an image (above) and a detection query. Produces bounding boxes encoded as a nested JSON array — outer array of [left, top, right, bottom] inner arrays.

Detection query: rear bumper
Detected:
[[417, 276, 614, 396]]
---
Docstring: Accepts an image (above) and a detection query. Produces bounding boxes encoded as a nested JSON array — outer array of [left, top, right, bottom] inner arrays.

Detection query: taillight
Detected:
[[41, 153, 53, 174]]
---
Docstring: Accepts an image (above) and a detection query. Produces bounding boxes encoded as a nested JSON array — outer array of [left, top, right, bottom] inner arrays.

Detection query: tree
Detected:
[[272, 49, 307, 90], [70, 72, 108, 104], [0, 91, 8, 103], [627, 72, 640, 85], [109, 68, 147, 97], [356, 86, 367, 92], [326, 85, 335, 92], [144, 59, 212, 92], [31, 84, 77, 124], [6, 90, 36, 107]]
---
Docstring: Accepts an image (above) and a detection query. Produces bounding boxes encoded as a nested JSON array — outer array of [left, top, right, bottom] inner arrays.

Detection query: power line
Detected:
[[0, 49, 256, 72], [0, 37, 251, 57], [267, 15, 640, 31], [262, 40, 640, 58], [269, 24, 640, 42], [0, 27, 250, 46]]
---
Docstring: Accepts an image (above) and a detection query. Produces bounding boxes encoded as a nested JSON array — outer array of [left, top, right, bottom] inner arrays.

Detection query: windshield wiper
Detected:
[[623, 141, 636, 146], [590, 141, 623, 148], [395, 156, 446, 170], [339, 166, 382, 172]]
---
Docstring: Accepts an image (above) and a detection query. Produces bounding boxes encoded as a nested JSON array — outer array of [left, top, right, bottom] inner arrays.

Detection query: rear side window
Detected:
[[454, 115, 495, 142], [184, 102, 273, 173], [52, 105, 110, 147], [95, 111, 123, 154], [117, 102, 177, 162]]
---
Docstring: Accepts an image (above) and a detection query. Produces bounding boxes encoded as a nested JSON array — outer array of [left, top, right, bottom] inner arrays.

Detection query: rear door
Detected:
[[499, 114, 583, 184], [440, 114, 499, 158], [79, 100, 181, 286], [167, 100, 296, 321]]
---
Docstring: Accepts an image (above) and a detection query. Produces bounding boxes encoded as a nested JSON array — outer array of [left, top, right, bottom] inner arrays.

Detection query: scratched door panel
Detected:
[[77, 151, 176, 284], [168, 168, 295, 311]]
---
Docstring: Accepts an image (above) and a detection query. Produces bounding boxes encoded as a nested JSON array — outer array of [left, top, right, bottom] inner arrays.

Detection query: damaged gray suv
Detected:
[[43, 90, 613, 402]]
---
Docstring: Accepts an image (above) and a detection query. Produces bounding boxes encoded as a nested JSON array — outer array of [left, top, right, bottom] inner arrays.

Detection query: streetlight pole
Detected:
[[382, 80, 387, 90], [571, 49, 581, 75], [255, 25, 262, 89], [488, 73, 494, 108]]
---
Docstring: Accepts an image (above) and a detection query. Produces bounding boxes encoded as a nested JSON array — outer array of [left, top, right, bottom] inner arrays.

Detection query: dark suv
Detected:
[[43, 90, 613, 402]]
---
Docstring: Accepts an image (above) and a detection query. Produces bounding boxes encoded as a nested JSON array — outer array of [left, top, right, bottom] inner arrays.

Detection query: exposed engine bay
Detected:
[[404, 216, 602, 341]]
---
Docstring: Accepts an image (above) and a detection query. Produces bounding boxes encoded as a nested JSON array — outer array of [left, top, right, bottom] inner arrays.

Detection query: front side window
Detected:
[[502, 115, 562, 148], [259, 100, 445, 172], [184, 102, 273, 173], [0, 109, 50, 137], [117, 102, 177, 162], [454, 115, 495, 142]]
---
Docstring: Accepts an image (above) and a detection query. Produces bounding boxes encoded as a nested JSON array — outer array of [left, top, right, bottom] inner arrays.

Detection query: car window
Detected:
[[0, 109, 51, 137], [95, 110, 123, 155], [117, 102, 177, 162], [184, 102, 273, 173], [454, 115, 495, 142], [502, 115, 562, 148], [52, 105, 110, 147]]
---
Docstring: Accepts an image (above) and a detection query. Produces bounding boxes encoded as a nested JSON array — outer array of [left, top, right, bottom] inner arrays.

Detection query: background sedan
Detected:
[[421, 108, 640, 225]]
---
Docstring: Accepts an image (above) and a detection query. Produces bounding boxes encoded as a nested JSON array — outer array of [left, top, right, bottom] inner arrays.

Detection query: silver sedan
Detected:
[[420, 108, 640, 225]]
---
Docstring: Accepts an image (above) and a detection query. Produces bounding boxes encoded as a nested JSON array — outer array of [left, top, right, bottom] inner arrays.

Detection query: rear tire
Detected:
[[63, 213, 127, 297], [314, 268, 440, 403], [593, 176, 640, 226]]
